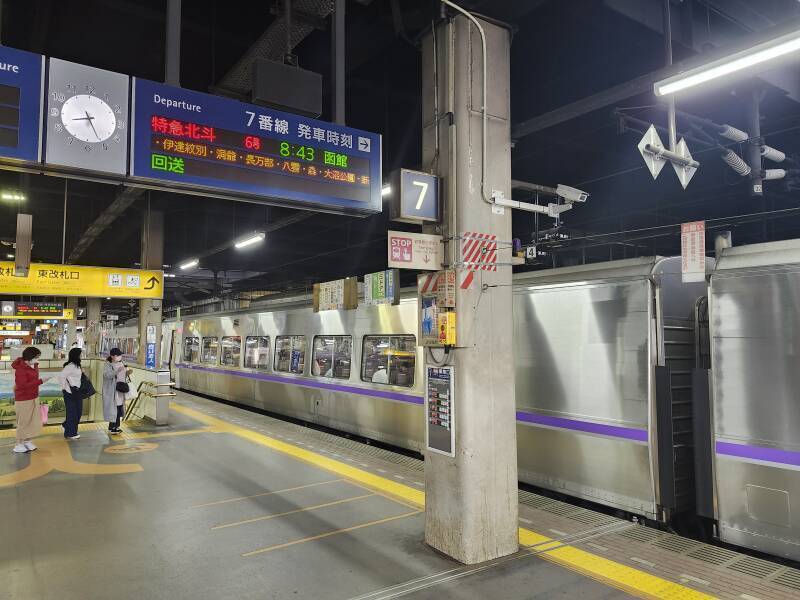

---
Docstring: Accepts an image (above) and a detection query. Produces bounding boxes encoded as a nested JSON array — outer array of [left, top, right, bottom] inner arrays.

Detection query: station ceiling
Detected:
[[1, 0, 800, 313]]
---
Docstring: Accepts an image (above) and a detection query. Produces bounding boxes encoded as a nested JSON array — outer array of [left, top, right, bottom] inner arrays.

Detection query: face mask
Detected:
[[113, 356, 122, 362], [30, 358, 39, 365]]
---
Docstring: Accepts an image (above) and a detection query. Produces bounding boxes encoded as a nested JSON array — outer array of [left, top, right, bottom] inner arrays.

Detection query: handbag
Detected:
[[72, 372, 96, 400], [116, 381, 130, 394]]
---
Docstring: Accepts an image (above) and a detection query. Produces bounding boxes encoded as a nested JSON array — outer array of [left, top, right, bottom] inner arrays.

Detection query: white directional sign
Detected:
[[387, 231, 443, 271]]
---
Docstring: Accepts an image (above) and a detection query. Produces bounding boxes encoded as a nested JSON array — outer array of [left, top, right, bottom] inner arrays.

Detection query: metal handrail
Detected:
[[124, 378, 176, 421]]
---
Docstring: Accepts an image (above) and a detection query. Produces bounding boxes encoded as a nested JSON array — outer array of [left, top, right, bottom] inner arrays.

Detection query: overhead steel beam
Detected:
[[66, 187, 144, 264], [511, 67, 673, 139]]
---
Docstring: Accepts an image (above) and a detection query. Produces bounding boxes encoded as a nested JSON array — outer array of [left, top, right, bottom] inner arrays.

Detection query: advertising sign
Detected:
[[0, 262, 163, 299], [387, 231, 443, 271], [130, 78, 382, 214], [364, 269, 399, 306], [0, 46, 44, 163], [426, 366, 454, 457], [681, 221, 706, 283], [145, 342, 156, 369]]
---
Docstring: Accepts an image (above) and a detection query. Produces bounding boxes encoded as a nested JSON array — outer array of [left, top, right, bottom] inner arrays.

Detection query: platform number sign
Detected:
[[391, 168, 440, 223]]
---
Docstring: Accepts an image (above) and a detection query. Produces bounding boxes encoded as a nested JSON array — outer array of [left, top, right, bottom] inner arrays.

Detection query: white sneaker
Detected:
[[67, 435, 81, 440], [12, 443, 28, 453], [23, 441, 37, 451]]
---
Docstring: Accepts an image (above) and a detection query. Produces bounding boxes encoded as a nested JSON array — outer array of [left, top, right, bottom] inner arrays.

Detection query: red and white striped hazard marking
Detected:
[[418, 271, 443, 294], [460, 231, 497, 289]]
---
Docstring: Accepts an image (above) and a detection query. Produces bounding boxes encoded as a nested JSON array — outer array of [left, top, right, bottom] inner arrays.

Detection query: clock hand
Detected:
[[85, 111, 101, 140]]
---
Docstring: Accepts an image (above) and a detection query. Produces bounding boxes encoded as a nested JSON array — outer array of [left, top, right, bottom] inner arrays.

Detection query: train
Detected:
[[102, 240, 800, 563]]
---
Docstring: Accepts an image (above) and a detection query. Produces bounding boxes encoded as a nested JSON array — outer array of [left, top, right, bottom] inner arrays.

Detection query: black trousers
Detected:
[[63, 391, 82, 437], [109, 405, 124, 430]]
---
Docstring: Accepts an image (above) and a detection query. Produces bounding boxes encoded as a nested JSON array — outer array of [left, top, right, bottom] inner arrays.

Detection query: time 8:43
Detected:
[[280, 142, 314, 161]]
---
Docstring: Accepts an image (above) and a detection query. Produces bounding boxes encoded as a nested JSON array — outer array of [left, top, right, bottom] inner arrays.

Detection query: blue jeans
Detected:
[[63, 391, 82, 437]]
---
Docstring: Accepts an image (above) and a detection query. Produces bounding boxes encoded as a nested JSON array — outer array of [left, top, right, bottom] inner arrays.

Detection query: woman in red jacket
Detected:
[[11, 346, 50, 454]]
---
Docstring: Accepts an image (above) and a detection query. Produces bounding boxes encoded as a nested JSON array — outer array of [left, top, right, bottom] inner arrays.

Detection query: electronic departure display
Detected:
[[0, 46, 44, 163], [131, 79, 382, 214], [14, 302, 64, 318]]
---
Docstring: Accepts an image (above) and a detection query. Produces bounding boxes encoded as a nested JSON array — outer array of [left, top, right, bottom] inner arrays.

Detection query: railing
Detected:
[[125, 380, 176, 421]]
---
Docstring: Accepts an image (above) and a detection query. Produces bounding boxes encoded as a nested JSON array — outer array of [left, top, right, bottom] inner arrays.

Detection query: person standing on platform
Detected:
[[11, 347, 50, 454], [59, 347, 84, 440], [103, 348, 128, 434]]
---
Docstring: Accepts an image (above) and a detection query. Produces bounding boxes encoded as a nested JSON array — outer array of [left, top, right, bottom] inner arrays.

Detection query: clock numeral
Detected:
[[86, 84, 95, 94], [113, 134, 121, 143], [49, 107, 59, 117], [84, 145, 92, 153], [54, 123, 63, 133], [65, 83, 76, 93], [51, 91, 65, 103], [67, 137, 74, 145], [102, 143, 109, 151], [104, 93, 110, 101], [117, 120, 126, 130], [114, 104, 122, 114]]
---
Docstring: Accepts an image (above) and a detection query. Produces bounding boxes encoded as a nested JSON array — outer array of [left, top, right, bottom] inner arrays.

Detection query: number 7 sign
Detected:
[[390, 168, 441, 224]]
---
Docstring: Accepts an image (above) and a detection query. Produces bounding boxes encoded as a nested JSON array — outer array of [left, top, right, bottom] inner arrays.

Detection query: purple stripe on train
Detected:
[[716, 441, 800, 467], [177, 362, 649, 442], [176, 363, 424, 405], [515, 410, 649, 443]]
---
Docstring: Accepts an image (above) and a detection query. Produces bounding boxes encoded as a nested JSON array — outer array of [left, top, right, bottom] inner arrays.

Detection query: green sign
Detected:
[[364, 269, 399, 306]]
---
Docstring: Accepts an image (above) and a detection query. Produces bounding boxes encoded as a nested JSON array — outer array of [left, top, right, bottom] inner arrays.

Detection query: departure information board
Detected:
[[14, 302, 64, 318], [0, 46, 44, 163], [131, 78, 382, 214]]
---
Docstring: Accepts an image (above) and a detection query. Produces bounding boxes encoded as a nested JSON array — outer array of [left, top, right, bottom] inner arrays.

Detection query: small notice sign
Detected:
[[313, 277, 358, 312], [364, 270, 399, 306], [387, 231, 443, 271], [681, 221, 706, 283], [426, 366, 455, 457]]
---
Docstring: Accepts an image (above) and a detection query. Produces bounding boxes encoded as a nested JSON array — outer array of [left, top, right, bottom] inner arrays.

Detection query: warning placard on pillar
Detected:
[[681, 221, 706, 283], [426, 366, 454, 457]]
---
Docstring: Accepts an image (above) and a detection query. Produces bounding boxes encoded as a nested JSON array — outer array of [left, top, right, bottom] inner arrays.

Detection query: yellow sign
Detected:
[[0, 263, 164, 299], [6, 308, 75, 321]]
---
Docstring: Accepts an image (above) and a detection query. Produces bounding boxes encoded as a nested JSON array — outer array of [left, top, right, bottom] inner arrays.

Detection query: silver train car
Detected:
[[703, 240, 800, 561], [161, 256, 708, 527]]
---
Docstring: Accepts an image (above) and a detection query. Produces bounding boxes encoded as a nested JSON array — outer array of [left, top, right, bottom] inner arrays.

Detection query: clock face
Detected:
[[45, 58, 129, 175], [61, 94, 117, 143]]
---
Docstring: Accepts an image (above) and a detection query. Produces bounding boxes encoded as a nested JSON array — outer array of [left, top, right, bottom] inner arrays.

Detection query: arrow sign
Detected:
[[144, 276, 160, 290]]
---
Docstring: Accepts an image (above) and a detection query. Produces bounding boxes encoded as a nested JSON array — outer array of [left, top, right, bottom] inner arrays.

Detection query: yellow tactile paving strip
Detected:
[[170, 402, 714, 600]]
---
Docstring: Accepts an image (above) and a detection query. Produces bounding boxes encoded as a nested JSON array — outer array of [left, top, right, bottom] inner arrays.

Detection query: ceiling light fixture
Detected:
[[179, 259, 199, 270], [381, 185, 392, 197], [655, 29, 800, 96], [234, 231, 266, 249], [6, 254, 13, 259], [1, 191, 25, 202], [164, 273, 176, 278]]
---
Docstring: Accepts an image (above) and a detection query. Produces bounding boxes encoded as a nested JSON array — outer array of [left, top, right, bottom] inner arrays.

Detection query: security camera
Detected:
[[151, 304, 161, 313], [556, 184, 589, 203]]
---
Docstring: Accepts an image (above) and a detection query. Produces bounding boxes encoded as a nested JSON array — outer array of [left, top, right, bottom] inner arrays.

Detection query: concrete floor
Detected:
[[0, 401, 630, 600]]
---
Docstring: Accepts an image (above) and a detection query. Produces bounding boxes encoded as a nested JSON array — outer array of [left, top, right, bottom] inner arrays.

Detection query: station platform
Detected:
[[2, 392, 800, 600]]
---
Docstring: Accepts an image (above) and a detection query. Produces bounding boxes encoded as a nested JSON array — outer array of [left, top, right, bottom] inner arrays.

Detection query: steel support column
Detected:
[[332, 0, 346, 124], [138, 208, 164, 371], [166, 0, 181, 86]]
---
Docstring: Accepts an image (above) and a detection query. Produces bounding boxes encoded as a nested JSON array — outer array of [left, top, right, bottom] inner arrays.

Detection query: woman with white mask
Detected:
[[11, 346, 53, 453], [102, 348, 129, 433]]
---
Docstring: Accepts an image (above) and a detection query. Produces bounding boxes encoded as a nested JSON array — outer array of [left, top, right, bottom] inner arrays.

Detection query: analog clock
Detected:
[[45, 58, 129, 175]]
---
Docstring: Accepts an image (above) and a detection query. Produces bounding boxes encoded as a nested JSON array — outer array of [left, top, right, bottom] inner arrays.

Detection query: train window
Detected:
[[244, 336, 270, 370], [201, 337, 219, 364], [274, 335, 306, 374], [312, 336, 352, 379], [183, 337, 199, 362], [361, 335, 416, 387], [220, 336, 242, 367]]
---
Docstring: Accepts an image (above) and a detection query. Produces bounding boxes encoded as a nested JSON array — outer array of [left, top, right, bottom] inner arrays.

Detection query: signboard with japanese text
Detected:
[[364, 270, 399, 306], [145, 342, 156, 369], [426, 366, 454, 457], [681, 221, 706, 283], [313, 277, 358, 312], [0, 263, 163, 299], [130, 78, 382, 214], [13, 302, 63, 318], [390, 168, 440, 223], [0, 46, 44, 164], [387, 231, 443, 271]]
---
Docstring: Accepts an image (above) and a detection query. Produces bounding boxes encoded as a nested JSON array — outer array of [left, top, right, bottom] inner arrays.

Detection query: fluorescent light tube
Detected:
[[655, 30, 800, 96]]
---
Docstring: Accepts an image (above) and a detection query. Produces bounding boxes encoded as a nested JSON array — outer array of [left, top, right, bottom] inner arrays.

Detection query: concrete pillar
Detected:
[[65, 297, 79, 352], [421, 16, 518, 564], [85, 297, 101, 357], [138, 209, 163, 368]]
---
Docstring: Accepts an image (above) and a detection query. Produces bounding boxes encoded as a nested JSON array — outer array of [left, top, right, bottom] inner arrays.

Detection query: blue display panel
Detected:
[[0, 46, 44, 163], [131, 78, 382, 213]]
